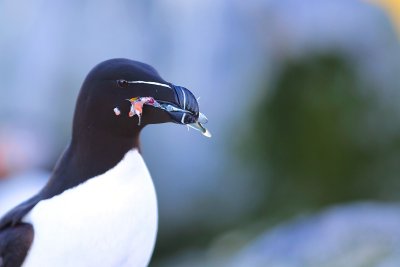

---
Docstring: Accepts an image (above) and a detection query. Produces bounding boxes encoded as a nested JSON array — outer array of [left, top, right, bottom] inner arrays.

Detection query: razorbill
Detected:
[[0, 58, 209, 267]]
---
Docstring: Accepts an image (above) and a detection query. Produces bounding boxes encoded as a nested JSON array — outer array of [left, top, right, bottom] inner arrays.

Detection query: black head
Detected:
[[72, 58, 203, 140]]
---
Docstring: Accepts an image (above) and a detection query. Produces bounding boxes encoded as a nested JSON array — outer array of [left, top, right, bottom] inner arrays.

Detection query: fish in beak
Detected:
[[113, 83, 211, 138]]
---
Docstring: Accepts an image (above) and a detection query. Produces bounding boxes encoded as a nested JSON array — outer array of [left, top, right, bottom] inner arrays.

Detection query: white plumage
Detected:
[[21, 149, 158, 267]]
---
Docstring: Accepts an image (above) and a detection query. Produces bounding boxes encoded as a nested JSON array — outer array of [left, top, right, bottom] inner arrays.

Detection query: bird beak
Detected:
[[113, 82, 211, 137], [158, 85, 211, 138]]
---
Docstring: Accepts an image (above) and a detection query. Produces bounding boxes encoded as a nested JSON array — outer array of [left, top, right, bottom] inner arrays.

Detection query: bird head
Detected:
[[72, 58, 210, 140]]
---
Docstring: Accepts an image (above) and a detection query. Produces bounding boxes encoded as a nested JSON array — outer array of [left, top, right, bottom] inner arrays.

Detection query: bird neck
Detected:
[[70, 127, 142, 177], [40, 129, 141, 198]]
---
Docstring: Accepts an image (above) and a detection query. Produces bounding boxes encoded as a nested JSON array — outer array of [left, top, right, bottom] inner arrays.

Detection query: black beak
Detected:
[[161, 85, 199, 124], [159, 85, 211, 137], [113, 80, 211, 137]]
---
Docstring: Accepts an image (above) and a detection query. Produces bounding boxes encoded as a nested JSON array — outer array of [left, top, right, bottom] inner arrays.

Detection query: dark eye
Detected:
[[117, 79, 129, 88]]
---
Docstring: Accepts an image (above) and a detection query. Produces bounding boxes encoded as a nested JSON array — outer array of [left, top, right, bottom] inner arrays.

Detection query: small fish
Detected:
[[113, 96, 211, 137], [188, 121, 212, 138], [127, 97, 155, 125]]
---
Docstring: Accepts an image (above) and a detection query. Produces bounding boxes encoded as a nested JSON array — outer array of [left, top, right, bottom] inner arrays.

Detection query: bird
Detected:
[[0, 58, 210, 267]]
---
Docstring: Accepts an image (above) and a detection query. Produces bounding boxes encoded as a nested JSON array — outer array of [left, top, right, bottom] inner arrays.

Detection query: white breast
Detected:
[[21, 149, 158, 267]]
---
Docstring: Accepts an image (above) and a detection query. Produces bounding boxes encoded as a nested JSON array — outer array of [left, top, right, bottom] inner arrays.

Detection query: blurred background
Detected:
[[1, 0, 400, 266]]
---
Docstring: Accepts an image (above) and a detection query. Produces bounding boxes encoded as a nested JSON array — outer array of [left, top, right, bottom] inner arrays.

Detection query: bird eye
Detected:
[[117, 79, 129, 88]]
